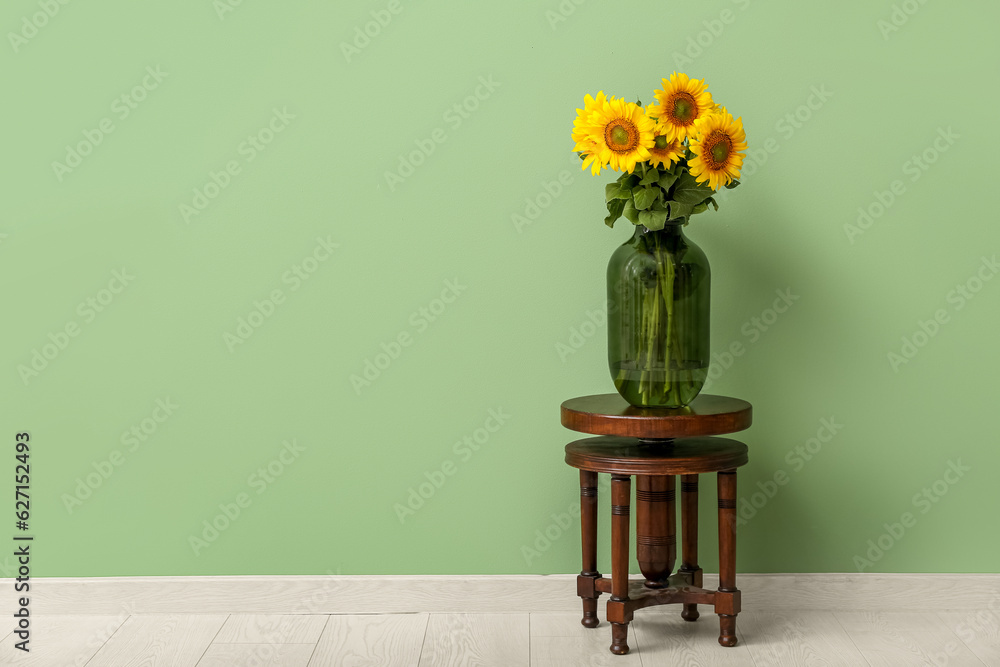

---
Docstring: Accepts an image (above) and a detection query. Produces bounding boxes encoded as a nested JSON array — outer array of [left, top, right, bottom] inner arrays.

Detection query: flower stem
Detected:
[[655, 236, 677, 406]]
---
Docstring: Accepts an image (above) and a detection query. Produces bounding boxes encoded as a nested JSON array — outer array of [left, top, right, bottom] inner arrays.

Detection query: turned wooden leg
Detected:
[[716, 469, 741, 647], [578, 470, 601, 628], [636, 475, 675, 588], [679, 474, 702, 621], [609, 474, 631, 655], [611, 622, 629, 656]]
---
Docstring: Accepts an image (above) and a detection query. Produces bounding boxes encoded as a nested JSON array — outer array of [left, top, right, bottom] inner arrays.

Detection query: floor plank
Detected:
[[6, 607, 1000, 666], [418, 613, 529, 667], [631, 612, 756, 666], [86, 614, 228, 666], [215, 614, 328, 643], [309, 614, 427, 666], [939, 609, 1000, 666], [739, 611, 870, 666], [531, 636, 644, 666], [834, 611, 986, 667], [530, 611, 606, 638], [0, 615, 126, 666], [198, 643, 317, 666], [530, 612, 642, 665]]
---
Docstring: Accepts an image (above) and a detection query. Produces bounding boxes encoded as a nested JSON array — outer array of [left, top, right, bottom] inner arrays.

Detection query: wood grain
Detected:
[[531, 635, 643, 666], [214, 614, 328, 644], [738, 611, 869, 666], [0, 615, 126, 666], [530, 612, 606, 638], [939, 608, 1000, 666], [530, 612, 643, 665], [309, 614, 427, 666], [561, 394, 752, 439], [630, 613, 756, 666], [565, 437, 749, 475], [635, 474, 675, 587], [834, 611, 986, 667], [7, 609, 1000, 665], [418, 614, 529, 667], [85, 614, 227, 666], [198, 643, 316, 667]]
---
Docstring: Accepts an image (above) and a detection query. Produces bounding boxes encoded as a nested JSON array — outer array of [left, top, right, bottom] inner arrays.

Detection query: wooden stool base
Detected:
[[572, 465, 744, 654], [562, 396, 752, 656], [590, 571, 740, 622]]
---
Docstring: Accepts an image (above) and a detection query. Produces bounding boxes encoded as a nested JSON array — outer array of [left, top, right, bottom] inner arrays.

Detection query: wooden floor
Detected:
[[2, 609, 998, 666]]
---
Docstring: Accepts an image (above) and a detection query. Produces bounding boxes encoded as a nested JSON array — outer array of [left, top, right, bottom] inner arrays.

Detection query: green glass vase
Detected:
[[607, 222, 711, 408]]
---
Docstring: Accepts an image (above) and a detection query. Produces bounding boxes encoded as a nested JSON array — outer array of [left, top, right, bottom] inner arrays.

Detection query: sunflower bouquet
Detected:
[[571, 72, 747, 231], [573, 73, 747, 408]]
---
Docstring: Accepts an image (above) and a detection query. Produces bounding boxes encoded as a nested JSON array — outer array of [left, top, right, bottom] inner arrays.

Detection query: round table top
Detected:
[[565, 436, 749, 475], [561, 394, 752, 439]]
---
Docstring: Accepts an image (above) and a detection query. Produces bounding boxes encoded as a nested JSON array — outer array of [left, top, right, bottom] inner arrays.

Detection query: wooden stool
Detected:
[[561, 394, 752, 655]]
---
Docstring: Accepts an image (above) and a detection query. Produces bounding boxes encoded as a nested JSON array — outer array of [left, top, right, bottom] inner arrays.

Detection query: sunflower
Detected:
[[577, 96, 655, 174], [651, 73, 714, 141], [572, 91, 609, 175], [688, 109, 747, 191], [645, 105, 686, 169]]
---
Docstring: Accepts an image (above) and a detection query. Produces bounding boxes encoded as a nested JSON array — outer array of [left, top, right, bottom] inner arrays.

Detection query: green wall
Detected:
[[2, 0, 997, 578]]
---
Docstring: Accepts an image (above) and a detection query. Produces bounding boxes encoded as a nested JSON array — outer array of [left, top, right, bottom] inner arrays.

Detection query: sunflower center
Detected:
[[704, 131, 733, 169], [669, 92, 698, 124], [604, 120, 638, 153], [651, 136, 675, 157]]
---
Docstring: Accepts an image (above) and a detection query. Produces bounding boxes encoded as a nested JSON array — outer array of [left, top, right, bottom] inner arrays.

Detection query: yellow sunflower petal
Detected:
[[572, 95, 656, 175], [650, 72, 714, 142], [687, 110, 747, 189]]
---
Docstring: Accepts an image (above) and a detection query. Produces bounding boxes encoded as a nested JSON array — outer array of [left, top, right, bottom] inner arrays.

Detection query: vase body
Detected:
[[607, 223, 710, 408]]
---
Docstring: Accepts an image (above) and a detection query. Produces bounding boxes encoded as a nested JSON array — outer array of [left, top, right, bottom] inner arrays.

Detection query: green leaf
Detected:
[[606, 181, 635, 201], [622, 199, 639, 224], [667, 200, 694, 220], [605, 199, 626, 227], [692, 195, 719, 215], [671, 171, 715, 205], [639, 209, 669, 231], [633, 187, 658, 211], [621, 174, 640, 190], [657, 171, 678, 191], [725, 179, 741, 190], [639, 168, 660, 186]]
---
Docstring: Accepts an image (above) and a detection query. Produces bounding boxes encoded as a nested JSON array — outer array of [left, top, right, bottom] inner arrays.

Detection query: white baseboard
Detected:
[[6, 573, 999, 616]]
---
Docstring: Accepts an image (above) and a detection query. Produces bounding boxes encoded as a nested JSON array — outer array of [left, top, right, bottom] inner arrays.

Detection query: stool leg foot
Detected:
[[717, 469, 740, 648], [610, 622, 630, 655], [581, 598, 599, 628], [578, 471, 601, 629], [609, 475, 632, 655], [680, 475, 702, 624], [718, 614, 738, 647]]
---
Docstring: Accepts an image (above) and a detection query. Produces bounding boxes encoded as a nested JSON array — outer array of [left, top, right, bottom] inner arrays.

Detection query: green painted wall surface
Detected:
[[1, 0, 998, 577]]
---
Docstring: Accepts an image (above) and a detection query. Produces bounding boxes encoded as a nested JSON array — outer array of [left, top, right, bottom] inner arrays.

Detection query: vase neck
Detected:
[[634, 221, 686, 238]]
